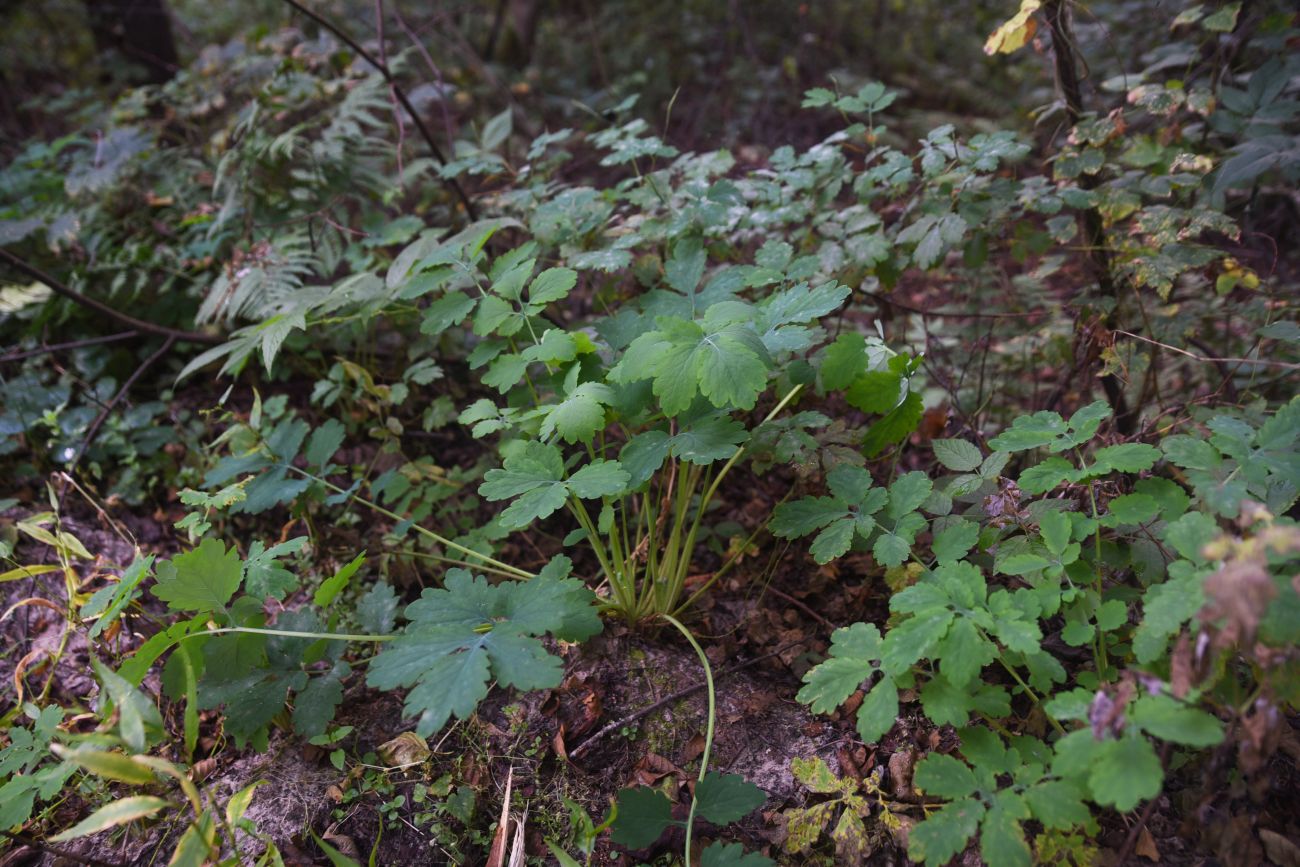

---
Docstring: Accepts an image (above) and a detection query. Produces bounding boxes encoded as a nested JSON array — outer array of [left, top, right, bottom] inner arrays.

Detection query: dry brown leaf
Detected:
[[377, 731, 431, 767], [1135, 826, 1161, 861], [887, 749, 916, 799], [632, 753, 681, 787], [1200, 558, 1276, 650], [1259, 829, 1300, 867]]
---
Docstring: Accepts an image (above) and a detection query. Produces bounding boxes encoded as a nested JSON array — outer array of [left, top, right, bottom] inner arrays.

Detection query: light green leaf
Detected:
[[914, 753, 979, 799], [152, 539, 243, 614], [932, 520, 979, 565], [610, 787, 673, 849], [797, 623, 884, 713], [933, 439, 983, 472], [980, 790, 1031, 867], [1130, 695, 1224, 747], [909, 799, 985, 865], [811, 517, 858, 563], [1093, 443, 1161, 473], [567, 460, 630, 499], [541, 383, 613, 444], [939, 618, 997, 687], [694, 773, 766, 824], [50, 795, 170, 842], [857, 677, 899, 744], [529, 267, 578, 304], [314, 552, 365, 607], [700, 841, 775, 867], [772, 498, 849, 538], [304, 419, 346, 467], [1088, 733, 1162, 811]]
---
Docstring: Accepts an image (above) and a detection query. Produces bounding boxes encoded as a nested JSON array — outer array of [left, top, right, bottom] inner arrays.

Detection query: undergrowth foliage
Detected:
[[1, 0, 1298, 864]]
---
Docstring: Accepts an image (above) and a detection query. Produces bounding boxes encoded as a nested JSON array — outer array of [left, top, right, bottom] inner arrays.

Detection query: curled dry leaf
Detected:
[[376, 731, 431, 767], [1200, 557, 1276, 650]]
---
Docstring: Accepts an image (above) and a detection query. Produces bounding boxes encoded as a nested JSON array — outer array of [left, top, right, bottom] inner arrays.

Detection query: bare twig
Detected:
[[0, 830, 127, 867], [0, 330, 139, 364], [68, 336, 177, 475], [568, 643, 796, 761], [390, 4, 459, 150], [763, 585, 835, 630], [373, 0, 406, 183], [1115, 329, 1300, 371], [0, 250, 219, 345], [863, 290, 1047, 320], [1114, 742, 1172, 864], [279, 0, 478, 219], [1043, 0, 1133, 433]]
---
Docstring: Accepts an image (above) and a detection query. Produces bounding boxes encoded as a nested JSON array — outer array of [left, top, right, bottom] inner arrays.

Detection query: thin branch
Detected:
[[279, 0, 479, 220], [0, 250, 219, 345], [1115, 329, 1300, 371], [0, 330, 139, 364], [568, 643, 795, 761], [863, 290, 1047, 319], [69, 336, 177, 475], [374, 0, 406, 184]]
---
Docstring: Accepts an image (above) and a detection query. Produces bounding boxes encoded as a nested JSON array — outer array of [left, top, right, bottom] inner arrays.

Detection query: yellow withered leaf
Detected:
[[985, 0, 1043, 55]]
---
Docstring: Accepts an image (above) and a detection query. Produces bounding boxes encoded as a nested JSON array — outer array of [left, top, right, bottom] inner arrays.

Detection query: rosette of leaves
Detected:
[[458, 235, 863, 622]]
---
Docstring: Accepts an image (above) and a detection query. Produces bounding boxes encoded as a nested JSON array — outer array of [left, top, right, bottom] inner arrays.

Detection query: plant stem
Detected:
[[660, 614, 716, 867], [196, 626, 395, 643], [287, 466, 534, 579], [998, 657, 1066, 736]]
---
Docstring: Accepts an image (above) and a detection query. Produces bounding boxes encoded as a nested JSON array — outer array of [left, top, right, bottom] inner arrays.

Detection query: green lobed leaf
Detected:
[[356, 581, 400, 635], [932, 519, 979, 565], [610, 787, 673, 849], [1092, 443, 1161, 473], [797, 623, 884, 713], [700, 842, 775, 867], [988, 411, 1068, 452], [1130, 695, 1224, 747], [771, 497, 850, 539], [811, 517, 858, 563], [152, 539, 243, 614], [932, 438, 983, 472], [914, 753, 979, 799], [857, 677, 900, 743], [980, 790, 1032, 867], [1087, 733, 1162, 811], [694, 773, 766, 824], [908, 799, 985, 865]]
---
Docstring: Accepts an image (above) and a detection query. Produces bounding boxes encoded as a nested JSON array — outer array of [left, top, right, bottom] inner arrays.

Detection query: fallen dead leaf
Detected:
[[377, 731, 431, 767], [632, 753, 681, 787], [887, 749, 916, 799], [1135, 826, 1160, 861], [1259, 829, 1300, 867]]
